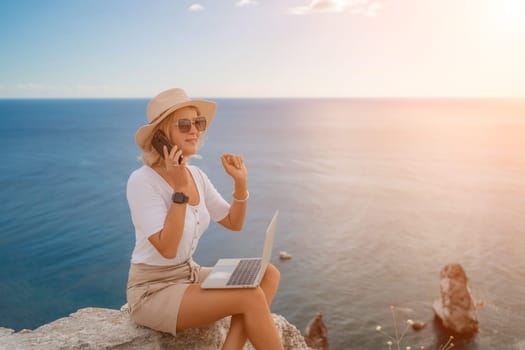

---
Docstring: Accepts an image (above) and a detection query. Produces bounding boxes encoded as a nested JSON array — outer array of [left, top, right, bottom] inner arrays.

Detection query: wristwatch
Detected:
[[172, 192, 189, 204]]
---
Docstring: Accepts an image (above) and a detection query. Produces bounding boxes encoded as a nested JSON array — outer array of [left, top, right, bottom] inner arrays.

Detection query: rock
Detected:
[[0, 306, 313, 350], [432, 263, 479, 335], [304, 312, 329, 350], [120, 303, 130, 312], [410, 321, 426, 331], [279, 251, 292, 260], [0, 328, 14, 337]]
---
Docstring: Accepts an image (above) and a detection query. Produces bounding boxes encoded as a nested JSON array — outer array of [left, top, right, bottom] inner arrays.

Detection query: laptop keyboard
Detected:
[[227, 259, 262, 286]]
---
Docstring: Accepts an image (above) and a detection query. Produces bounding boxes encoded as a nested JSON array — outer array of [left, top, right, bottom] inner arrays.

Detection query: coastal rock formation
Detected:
[[279, 251, 293, 260], [0, 328, 14, 337], [0, 306, 313, 350], [432, 263, 479, 335], [410, 321, 427, 331], [304, 312, 329, 350]]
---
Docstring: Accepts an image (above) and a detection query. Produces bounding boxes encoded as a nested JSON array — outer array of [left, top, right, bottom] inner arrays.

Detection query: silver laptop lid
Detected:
[[262, 211, 279, 264]]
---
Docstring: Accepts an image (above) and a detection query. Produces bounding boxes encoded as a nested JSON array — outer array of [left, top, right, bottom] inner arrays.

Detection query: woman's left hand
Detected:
[[221, 153, 248, 183]]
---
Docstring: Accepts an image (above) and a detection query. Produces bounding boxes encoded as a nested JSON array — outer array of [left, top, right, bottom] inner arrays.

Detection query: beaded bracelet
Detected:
[[232, 191, 249, 203]]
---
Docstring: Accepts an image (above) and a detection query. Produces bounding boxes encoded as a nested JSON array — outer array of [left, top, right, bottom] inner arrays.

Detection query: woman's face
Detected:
[[168, 106, 203, 157]]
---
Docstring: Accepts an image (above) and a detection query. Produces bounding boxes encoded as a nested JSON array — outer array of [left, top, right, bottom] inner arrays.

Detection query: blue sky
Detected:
[[1, 0, 524, 98]]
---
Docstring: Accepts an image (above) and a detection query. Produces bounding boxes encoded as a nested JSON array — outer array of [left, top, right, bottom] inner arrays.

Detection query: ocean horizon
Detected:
[[1, 97, 524, 349]]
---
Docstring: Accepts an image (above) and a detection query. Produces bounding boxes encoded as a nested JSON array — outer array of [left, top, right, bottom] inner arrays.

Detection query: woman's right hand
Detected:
[[163, 145, 189, 191]]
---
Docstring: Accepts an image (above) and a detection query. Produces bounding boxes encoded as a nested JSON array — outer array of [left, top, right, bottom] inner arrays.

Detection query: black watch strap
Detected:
[[172, 192, 189, 204]]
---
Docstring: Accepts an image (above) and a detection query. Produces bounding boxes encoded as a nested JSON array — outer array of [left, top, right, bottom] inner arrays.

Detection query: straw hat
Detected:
[[135, 88, 217, 151]]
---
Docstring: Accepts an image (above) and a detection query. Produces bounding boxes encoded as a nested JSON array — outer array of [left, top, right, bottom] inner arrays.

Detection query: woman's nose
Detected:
[[188, 122, 198, 133]]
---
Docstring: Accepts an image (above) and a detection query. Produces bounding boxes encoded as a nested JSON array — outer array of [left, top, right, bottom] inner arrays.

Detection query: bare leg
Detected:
[[177, 271, 284, 350], [222, 264, 281, 350]]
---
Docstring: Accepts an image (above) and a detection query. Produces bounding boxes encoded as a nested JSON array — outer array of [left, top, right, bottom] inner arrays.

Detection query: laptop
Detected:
[[201, 211, 279, 289]]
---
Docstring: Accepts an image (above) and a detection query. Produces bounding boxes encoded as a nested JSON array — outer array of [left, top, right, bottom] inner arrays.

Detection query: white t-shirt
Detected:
[[126, 165, 230, 266]]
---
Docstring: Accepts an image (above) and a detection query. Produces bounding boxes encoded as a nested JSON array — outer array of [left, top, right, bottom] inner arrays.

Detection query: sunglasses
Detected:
[[175, 116, 207, 133]]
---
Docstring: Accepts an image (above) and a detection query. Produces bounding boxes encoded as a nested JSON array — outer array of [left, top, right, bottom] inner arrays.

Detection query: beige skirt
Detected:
[[126, 258, 212, 336]]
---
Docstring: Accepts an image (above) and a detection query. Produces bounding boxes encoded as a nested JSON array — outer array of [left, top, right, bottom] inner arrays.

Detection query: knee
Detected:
[[239, 287, 267, 310], [265, 263, 281, 288]]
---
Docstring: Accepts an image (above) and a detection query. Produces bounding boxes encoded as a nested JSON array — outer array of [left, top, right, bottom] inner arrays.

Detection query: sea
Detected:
[[1, 98, 524, 350]]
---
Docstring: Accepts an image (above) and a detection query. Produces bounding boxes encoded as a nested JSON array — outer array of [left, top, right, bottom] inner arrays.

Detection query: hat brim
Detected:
[[135, 99, 217, 151]]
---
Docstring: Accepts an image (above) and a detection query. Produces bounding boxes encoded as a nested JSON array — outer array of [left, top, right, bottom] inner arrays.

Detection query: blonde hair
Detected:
[[137, 106, 204, 167]]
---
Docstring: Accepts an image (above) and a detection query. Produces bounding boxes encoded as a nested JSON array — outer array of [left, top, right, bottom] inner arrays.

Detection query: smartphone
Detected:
[[151, 130, 183, 164]]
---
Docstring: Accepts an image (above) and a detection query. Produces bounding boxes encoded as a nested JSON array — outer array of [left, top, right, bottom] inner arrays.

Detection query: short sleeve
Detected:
[[195, 168, 230, 222], [126, 172, 168, 238]]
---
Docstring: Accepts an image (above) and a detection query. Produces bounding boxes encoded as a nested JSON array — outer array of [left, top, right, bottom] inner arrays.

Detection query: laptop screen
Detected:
[[262, 211, 279, 263]]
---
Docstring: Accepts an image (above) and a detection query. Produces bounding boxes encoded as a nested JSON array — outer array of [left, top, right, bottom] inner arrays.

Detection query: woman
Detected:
[[126, 88, 284, 350]]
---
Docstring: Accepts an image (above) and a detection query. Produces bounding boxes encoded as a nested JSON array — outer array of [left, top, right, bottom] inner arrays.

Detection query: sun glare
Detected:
[[501, 0, 525, 18], [486, 0, 525, 34], [492, 0, 525, 22]]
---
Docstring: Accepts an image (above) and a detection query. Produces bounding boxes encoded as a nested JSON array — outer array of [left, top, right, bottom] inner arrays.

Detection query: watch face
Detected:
[[172, 192, 188, 203]]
